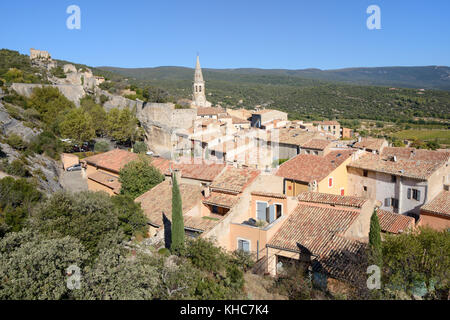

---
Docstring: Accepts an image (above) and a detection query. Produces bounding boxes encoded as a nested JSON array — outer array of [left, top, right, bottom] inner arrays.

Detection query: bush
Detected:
[[119, 157, 165, 199], [2, 159, 29, 177], [133, 141, 147, 154], [5, 134, 28, 151], [94, 141, 110, 153]]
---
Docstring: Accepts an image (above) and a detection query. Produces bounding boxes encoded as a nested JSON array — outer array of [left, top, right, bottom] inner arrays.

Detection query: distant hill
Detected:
[[99, 65, 450, 91]]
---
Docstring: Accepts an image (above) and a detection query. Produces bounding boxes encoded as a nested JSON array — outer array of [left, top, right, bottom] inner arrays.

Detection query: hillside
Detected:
[[100, 65, 450, 91], [99, 65, 450, 122]]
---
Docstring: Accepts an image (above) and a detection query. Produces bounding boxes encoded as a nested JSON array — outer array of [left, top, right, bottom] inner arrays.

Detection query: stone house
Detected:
[[250, 109, 288, 129], [353, 137, 388, 154], [276, 150, 356, 197], [347, 147, 450, 217]]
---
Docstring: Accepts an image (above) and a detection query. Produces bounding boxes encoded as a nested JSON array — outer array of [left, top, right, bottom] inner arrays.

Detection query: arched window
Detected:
[[199, 86, 202, 92]]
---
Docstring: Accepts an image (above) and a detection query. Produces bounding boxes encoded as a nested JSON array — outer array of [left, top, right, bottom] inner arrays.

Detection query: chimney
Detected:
[[171, 168, 182, 185], [204, 186, 211, 198]]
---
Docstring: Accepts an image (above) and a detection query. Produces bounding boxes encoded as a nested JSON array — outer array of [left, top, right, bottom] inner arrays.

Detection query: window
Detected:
[[199, 86, 202, 92], [275, 204, 283, 219], [391, 198, 399, 209], [314, 151, 319, 155], [328, 178, 333, 188], [413, 189, 421, 201], [384, 198, 391, 207], [363, 186, 368, 192], [212, 206, 218, 214], [408, 188, 421, 201], [363, 170, 368, 177], [391, 175, 397, 183], [340, 188, 345, 196], [238, 239, 250, 252]]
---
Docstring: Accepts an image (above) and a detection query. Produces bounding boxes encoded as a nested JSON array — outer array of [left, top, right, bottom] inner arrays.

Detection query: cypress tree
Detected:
[[170, 173, 185, 254], [368, 210, 382, 268]]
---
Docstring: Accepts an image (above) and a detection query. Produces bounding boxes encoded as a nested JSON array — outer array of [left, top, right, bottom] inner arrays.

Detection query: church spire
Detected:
[[194, 55, 204, 83]]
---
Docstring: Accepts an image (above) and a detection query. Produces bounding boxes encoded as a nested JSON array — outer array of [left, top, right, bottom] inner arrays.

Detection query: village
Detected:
[[54, 55, 450, 292]]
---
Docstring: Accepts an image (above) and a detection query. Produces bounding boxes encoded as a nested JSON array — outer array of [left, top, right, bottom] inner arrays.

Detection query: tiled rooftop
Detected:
[[87, 171, 121, 194], [210, 167, 260, 193], [251, 191, 287, 199], [348, 153, 446, 180], [197, 107, 226, 116], [276, 150, 354, 183], [381, 147, 450, 162], [376, 210, 415, 234], [297, 192, 368, 208], [83, 149, 139, 173], [268, 203, 365, 282], [353, 138, 386, 152], [203, 192, 239, 209], [420, 190, 450, 218], [301, 139, 332, 150], [135, 180, 204, 228]]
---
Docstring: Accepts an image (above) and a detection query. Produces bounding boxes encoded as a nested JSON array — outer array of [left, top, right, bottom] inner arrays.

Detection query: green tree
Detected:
[[133, 141, 147, 154], [80, 96, 108, 136], [60, 109, 96, 144], [368, 210, 382, 268], [118, 157, 164, 199], [31, 191, 123, 258], [111, 195, 148, 239], [170, 173, 184, 254], [94, 141, 111, 153], [0, 230, 89, 300], [28, 87, 75, 128], [381, 228, 449, 299], [106, 108, 139, 144]]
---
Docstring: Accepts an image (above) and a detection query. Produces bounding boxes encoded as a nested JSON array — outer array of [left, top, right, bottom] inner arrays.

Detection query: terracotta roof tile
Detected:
[[301, 139, 332, 150], [83, 149, 139, 173], [135, 180, 204, 227], [251, 191, 287, 199], [210, 167, 260, 193], [202, 192, 239, 208], [348, 153, 446, 180], [87, 171, 121, 194], [353, 138, 387, 152], [376, 209, 415, 233], [382, 147, 450, 162], [197, 107, 226, 116], [276, 150, 354, 183], [268, 203, 365, 283], [421, 190, 450, 218], [297, 192, 367, 208]]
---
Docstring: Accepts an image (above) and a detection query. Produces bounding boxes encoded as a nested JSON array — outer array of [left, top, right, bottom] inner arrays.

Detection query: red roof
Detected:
[[377, 210, 415, 234], [420, 190, 450, 218], [83, 149, 139, 173], [276, 150, 354, 183]]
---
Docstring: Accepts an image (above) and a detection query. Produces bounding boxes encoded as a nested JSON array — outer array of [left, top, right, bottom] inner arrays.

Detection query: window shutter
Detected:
[[269, 205, 275, 223], [238, 240, 243, 251], [257, 202, 267, 221], [417, 190, 421, 201], [407, 188, 412, 199], [243, 241, 250, 252]]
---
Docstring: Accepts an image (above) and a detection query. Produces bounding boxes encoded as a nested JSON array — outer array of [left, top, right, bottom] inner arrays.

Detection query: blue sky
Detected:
[[0, 0, 449, 69]]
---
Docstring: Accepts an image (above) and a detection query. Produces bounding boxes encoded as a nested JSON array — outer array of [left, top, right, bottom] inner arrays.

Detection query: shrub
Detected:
[[133, 141, 147, 154], [94, 141, 110, 153], [3, 159, 29, 177], [5, 134, 28, 151]]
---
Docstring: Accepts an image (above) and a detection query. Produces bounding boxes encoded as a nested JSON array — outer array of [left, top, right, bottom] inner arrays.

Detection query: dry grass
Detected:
[[243, 272, 288, 300]]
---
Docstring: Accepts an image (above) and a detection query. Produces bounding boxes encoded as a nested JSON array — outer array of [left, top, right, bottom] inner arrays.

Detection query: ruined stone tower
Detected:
[[192, 56, 211, 108]]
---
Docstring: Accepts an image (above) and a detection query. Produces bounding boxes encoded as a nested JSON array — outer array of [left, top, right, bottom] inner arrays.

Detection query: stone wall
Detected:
[[11, 83, 85, 107]]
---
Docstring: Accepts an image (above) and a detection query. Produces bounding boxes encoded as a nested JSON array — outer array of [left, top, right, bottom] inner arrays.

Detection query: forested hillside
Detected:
[[99, 65, 450, 122]]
